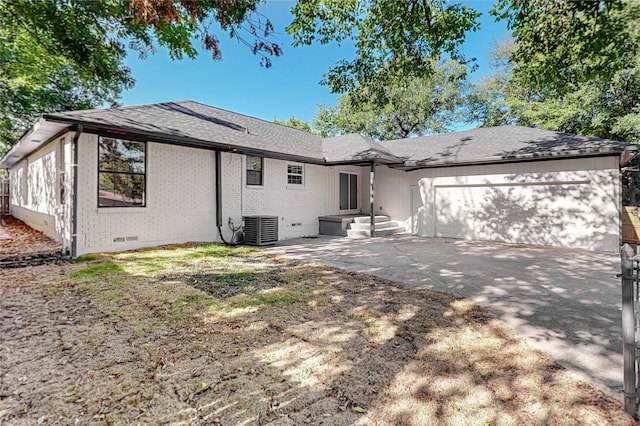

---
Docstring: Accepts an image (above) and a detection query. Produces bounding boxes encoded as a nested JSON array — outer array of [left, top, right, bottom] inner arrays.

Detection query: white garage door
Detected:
[[434, 181, 594, 246]]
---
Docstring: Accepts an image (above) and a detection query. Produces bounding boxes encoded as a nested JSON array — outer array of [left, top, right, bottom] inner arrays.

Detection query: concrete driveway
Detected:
[[263, 234, 624, 398]]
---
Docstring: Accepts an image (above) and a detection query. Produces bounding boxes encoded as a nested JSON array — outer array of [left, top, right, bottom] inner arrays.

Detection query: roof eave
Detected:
[[621, 145, 639, 166], [322, 151, 403, 165], [323, 158, 401, 166], [0, 117, 71, 169], [42, 116, 328, 165], [389, 148, 629, 171]]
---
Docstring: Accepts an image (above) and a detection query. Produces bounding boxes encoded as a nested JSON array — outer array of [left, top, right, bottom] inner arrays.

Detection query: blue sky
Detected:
[[120, 1, 509, 128]]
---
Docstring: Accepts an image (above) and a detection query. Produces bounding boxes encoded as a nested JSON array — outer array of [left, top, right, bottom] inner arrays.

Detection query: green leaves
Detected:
[[273, 117, 315, 134], [313, 58, 468, 140], [491, 0, 637, 95], [470, 1, 640, 144], [0, 0, 283, 155], [288, 0, 479, 96]]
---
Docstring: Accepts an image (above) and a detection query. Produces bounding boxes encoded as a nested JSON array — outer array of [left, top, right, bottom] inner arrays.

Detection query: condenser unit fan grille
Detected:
[[243, 215, 278, 246]]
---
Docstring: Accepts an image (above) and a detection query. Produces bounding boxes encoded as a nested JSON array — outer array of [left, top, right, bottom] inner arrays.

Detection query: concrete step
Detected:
[[319, 214, 370, 236], [347, 226, 405, 238], [352, 215, 390, 224], [349, 220, 401, 231]]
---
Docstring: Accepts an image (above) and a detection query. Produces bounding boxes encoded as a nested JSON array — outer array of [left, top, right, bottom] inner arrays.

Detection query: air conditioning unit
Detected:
[[243, 215, 278, 246]]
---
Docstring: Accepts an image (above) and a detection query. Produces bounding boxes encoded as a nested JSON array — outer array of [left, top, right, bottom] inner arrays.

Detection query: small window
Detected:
[[98, 137, 146, 207], [247, 156, 263, 186], [287, 164, 303, 185]]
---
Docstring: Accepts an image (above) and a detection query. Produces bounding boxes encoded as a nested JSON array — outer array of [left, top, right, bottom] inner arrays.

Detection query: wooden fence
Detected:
[[0, 177, 8, 215]]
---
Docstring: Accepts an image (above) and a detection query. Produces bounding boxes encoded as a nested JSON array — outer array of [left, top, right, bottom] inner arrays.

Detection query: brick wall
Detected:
[[75, 136, 367, 255], [219, 153, 362, 241], [76, 135, 218, 255]]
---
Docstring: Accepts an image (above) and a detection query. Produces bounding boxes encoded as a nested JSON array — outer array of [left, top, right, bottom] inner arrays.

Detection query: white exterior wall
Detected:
[[8, 135, 73, 252], [76, 135, 368, 255], [76, 134, 218, 255], [325, 165, 370, 216], [375, 157, 622, 252], [217, 153, 367, 241], [7, 130, 623, 254]]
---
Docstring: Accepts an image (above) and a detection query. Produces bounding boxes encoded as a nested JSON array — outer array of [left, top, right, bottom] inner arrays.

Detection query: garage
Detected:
[[410, 158, 622, 252], [433, 180, 592, 244], [376, 126, 637, 253]]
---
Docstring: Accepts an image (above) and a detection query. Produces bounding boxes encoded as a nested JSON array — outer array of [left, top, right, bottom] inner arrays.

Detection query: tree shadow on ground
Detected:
[[265, 234, 626, 398], [0, 246, 630, 425], [152, 252, 627, 425]]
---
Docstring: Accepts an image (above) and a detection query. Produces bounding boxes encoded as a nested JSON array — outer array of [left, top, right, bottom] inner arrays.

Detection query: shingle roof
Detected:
[[380, 125, 633, 168], [1, 101, 635, 170], [44, 100, 324, 160], [322, 133, 399, 163]]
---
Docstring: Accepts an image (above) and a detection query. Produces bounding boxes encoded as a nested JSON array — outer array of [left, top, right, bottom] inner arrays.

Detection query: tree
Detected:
[[314, 59, 467, 141], [491, 0, 636, 95], [470, 1, 640, 143], [466, 40, 527, 128], [287, 0, 479, 98], [0, 0, 282, 155], [273, 116, 314, 133], [0, 32, 129, 154]]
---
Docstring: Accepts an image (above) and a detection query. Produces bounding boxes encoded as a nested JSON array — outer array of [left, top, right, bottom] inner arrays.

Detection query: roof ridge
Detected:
[[326, 133, 396, 154], [51, 101, 176, 117], [176, 100, 321, 139]]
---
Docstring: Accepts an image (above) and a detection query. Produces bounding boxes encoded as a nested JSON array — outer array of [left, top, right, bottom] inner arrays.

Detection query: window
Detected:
[[59, 138, 66, 205], [98, 137, 146, 207], [287, 164, 303, 185], [246, 156, 263, 186], [339, 172, 358, 210]]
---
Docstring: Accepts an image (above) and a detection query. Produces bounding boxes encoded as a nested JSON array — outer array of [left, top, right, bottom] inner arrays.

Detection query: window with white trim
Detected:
[[287, 164, 303, 185]]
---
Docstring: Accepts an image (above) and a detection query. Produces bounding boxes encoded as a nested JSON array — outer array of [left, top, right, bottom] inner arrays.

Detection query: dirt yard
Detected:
[[0, 216, 62, 265], [0, 225, 635, 425]]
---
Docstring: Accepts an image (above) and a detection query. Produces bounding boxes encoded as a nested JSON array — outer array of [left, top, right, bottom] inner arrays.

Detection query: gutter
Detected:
[[71, 125, 82, 258], [215, 150, 223, 234], [40, 117, 329, 166]]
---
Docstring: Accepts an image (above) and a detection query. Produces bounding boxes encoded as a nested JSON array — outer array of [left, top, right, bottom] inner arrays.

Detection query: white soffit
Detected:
[[0, 118, 70, 169]]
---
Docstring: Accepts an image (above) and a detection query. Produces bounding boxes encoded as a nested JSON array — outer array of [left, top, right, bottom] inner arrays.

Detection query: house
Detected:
[[0, 100, 636, 256]]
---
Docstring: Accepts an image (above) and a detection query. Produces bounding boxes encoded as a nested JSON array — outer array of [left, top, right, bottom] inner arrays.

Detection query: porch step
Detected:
[[349, 220, 401, 231], [347, 216, 405, 238], [353, 215, 390, 224], [319, 214, 370, 237], [318, 214, 405, 237], [347, 225, 405, 238]]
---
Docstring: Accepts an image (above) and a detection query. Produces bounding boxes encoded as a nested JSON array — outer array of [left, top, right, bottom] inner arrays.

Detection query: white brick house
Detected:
[[1, 100, 636, 256]]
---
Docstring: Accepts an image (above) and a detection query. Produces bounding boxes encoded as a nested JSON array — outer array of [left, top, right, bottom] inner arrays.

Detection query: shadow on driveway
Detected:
[[264, 234, 623, 399]]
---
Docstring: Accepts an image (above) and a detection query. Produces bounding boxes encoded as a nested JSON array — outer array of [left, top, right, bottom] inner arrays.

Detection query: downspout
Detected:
[[370, 162, 375, 237], [70, 125, 82, 258], [215, 150, 241, 245]]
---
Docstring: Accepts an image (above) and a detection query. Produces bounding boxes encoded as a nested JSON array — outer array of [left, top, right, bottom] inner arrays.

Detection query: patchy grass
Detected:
[[0, 243, 634, 426], [69, 260, 122, 281], [74, 253, 104, 263]]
